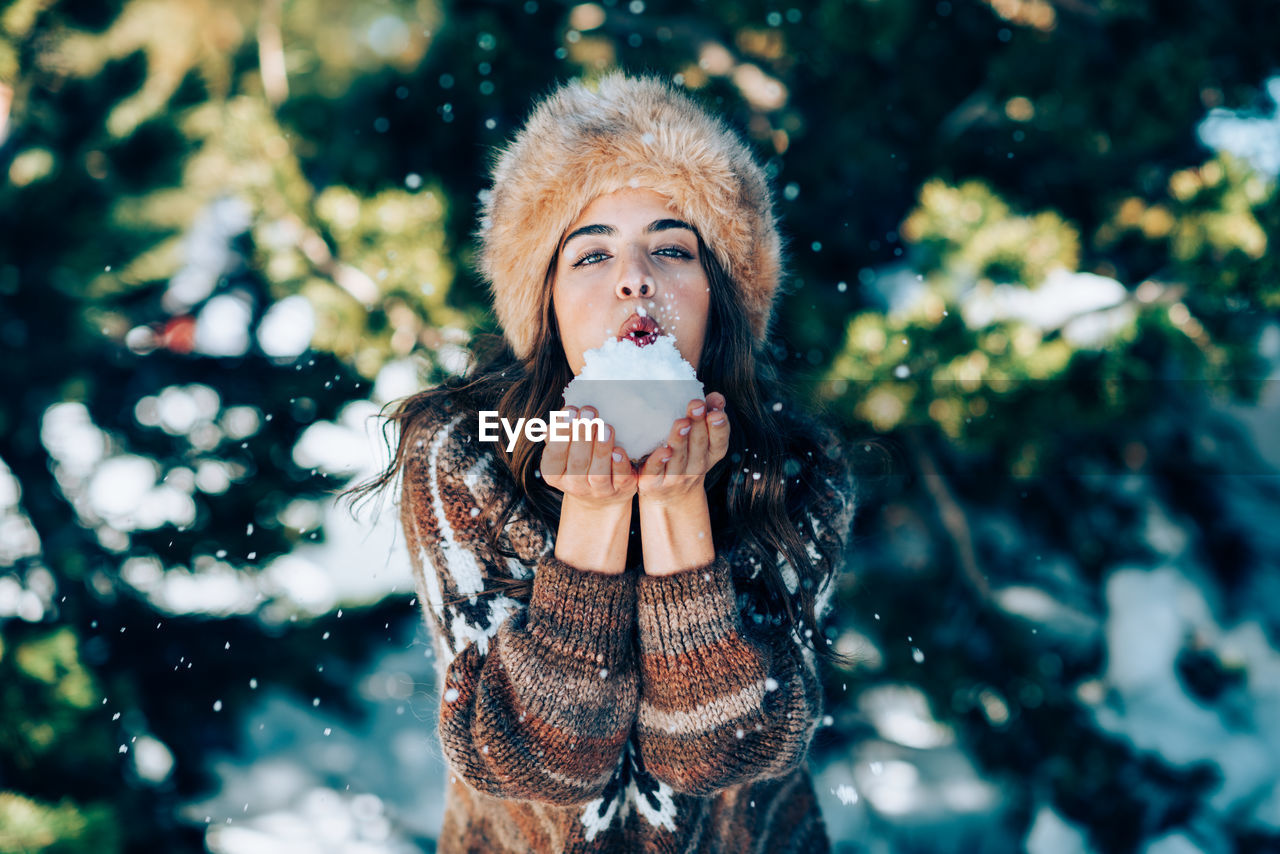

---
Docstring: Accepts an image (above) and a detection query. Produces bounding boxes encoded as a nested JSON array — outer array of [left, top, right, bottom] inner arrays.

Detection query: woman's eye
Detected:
[[571, 246, 692, 268], [572, 251, 607, 268]]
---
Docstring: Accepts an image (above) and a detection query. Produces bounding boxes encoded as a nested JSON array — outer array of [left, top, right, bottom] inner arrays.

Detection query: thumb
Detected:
[[640, 444, 671, 479]]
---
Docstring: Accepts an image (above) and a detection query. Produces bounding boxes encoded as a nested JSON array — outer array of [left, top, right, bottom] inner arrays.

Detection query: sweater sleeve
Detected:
[[631, 435, 857, 796], [400, 404, 639, 806]]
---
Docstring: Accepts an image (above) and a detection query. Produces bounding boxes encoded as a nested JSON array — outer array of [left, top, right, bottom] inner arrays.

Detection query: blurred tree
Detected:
[[2, 0, 1279, 851]]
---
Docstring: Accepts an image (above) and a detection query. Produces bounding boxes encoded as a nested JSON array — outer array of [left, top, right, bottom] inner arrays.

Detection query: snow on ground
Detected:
[[183, 623, 447, 854]]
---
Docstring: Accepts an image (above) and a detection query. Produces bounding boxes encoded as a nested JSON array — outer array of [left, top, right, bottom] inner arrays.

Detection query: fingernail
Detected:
[[710, 415, 726, 425], [691, 404, 705, 416], [679, 425, 691, 435], [612, 450, 623, 462], [602, 425, 611, 439]]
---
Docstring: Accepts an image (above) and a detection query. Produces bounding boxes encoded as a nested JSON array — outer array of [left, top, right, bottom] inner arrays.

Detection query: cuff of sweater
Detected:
[[528, 552, 636, 666], [635, 554, 739, 655]]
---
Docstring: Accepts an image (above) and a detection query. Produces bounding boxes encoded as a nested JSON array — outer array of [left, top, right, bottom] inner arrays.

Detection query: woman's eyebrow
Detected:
[[561, 219, 697, 252]]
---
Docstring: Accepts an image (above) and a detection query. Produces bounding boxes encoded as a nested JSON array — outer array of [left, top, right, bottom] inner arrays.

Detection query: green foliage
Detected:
[[901, 178, 1081, 288], [13, 628, 96, 711], [0, 792, 121, 854], [0, 627, 113, 768], [3, 0, 1280, 850], [0, 629, 120, 854], [822, 161, 1275, 473], [1097, 151, 1279, 309]]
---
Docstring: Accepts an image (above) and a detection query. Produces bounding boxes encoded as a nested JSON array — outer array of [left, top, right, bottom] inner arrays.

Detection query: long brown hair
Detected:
[[340, 233, 858, 668]]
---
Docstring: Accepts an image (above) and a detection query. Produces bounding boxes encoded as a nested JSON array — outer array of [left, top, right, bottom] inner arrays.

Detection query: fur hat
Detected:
[[474, 71, 786, 361]]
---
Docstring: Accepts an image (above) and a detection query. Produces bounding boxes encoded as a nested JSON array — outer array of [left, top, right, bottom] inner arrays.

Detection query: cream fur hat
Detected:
[[474, 71, 786, 361]]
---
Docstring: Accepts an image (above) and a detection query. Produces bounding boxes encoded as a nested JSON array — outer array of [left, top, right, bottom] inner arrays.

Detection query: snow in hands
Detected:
[[562, 335, 705, 461], [476, 300, 704, 458]]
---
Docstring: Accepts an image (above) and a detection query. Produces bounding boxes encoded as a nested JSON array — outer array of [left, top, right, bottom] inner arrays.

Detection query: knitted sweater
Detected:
[[399, 394, 857, 853]]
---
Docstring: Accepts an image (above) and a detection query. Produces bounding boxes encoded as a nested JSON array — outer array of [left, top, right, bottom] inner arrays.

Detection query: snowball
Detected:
[[562, 336, 705, 461]]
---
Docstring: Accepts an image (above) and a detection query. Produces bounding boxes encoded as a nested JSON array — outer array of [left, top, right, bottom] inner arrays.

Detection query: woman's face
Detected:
[[551, 187, 710, 375]]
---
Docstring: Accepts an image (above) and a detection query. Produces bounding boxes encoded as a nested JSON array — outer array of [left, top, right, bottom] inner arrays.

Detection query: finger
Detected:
[[541, 406, 574, 478], [566, 407, 595, 476], [664, 417, 690, 476], [707, 404, 731, 465], [640, 443, 672, 484], [686, 398, 710, 473], [705, 392, 727, 413], [588, 421, 615, 485], [611, 444, 634, 484]]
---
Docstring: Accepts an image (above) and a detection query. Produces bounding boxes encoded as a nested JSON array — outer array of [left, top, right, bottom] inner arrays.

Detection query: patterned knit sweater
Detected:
[[399, 394, 857, 853]]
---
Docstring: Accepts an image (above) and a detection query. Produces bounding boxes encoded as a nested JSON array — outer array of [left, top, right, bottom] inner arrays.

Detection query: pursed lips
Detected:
[[618, 313, 662, 345]]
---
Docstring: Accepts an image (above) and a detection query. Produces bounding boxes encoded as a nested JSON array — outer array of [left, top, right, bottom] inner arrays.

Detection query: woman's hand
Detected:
[[637, 392, 730, 507], [540, 406, 637, 511], [544, 406, 636, 574]]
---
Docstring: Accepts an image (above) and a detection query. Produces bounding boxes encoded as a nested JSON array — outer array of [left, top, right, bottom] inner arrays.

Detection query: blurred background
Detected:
[[2, 0, 1279, 851]]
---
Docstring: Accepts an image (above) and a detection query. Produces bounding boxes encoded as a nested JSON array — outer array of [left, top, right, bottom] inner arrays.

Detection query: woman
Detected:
[[345, 71, 858, 853]]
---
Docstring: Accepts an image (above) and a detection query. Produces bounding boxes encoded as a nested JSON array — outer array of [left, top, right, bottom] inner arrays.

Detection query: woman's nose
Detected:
[[616, 278, 654, 298], [615, 253, 656, 299]]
